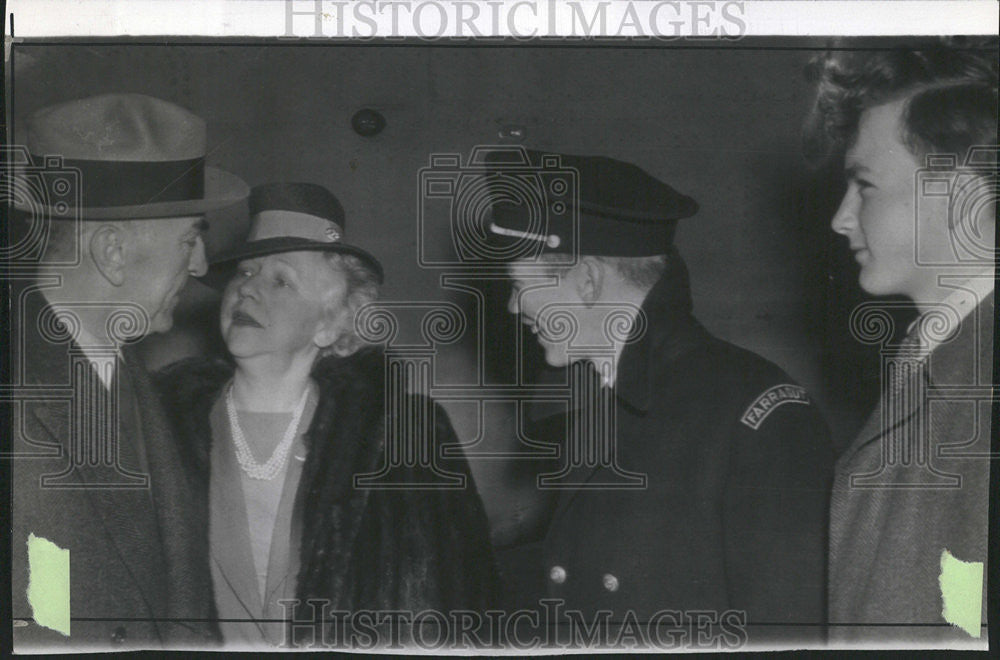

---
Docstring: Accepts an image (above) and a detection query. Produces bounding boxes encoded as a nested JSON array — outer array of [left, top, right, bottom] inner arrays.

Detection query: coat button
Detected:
[[549, 565, 567, 584], [602, 573, 620, 592], [111, 626, 127, 644]]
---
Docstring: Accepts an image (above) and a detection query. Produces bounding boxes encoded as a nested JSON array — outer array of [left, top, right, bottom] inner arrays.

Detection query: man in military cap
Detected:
[[489, 150, 834, 645], [8, 93, 248, 649]]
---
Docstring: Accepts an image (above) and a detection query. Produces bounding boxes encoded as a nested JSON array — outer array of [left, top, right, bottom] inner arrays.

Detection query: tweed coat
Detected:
[[518, 274, 835, 646], [829, 291, 994, 644], [155, 346, 499, 648], [10, 289, 218, 651]]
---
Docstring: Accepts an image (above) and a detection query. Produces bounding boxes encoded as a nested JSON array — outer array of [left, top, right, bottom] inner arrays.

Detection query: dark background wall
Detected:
[[11, 40, 893, 542]]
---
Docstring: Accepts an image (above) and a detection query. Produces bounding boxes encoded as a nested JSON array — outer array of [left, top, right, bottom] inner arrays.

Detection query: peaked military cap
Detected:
[[485, 148, 698, 258]]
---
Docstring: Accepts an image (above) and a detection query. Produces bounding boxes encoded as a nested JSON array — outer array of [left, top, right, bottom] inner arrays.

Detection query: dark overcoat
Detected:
[[829, 292, 993, 644], [518, 274, 834, 646], [10, 290, 218, 650], [155, 346, 499, 646]]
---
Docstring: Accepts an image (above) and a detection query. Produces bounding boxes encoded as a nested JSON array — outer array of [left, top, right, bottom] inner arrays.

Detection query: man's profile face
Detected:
[[506, 259, 582, 367], [829, 98, 954, 302], [123, 215, 208, 334]]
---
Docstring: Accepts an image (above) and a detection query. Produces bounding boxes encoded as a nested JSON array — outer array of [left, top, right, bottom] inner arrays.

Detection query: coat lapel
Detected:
[[836, 339, 930, 473], [292, 361, 384, 610], [837, 290, 994, 472], [548, 366, 632, 525], [547, 310, 702, 525], [27, 336, 169, 622], [318, 418, 382, 610], [925, 291, 993, 390], [545, 266, 711, 527], [124, 346, 214, 628]]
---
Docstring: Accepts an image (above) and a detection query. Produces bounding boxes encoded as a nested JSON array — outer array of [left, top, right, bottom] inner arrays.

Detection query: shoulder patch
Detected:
[[740, 384, 810, 430]]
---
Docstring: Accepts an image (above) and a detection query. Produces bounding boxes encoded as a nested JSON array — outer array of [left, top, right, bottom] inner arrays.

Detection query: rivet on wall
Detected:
[[498, 124, 526, 142], [351, 108, 386, 137]]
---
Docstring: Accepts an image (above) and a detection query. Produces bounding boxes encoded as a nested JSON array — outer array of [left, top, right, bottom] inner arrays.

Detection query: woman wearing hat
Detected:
[[156, 182, 497, 648]]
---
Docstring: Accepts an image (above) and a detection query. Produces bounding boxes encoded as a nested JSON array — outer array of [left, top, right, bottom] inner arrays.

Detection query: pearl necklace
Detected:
[[226, 382, 310, 481]]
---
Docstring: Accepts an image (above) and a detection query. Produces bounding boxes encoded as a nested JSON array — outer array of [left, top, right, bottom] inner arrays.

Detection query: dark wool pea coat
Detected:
[[829, 291, 993, 644], [10, 290, 219, 651], [155, 347, 499, 647], [515, 274, 834, 646]]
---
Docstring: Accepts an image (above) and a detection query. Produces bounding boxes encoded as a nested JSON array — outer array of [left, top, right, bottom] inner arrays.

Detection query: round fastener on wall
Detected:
[[351, 108, 386, 137]]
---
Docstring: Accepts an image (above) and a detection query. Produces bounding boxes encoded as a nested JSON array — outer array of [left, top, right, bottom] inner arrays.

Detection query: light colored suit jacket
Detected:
[[829, 291, 993, 645]]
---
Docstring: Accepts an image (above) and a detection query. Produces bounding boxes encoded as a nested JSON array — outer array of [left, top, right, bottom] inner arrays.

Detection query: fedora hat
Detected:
[[16, 93, 248, 220], [205, 182, 384, 287]]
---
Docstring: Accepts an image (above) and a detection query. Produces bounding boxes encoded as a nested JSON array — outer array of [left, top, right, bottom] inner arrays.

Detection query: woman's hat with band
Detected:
[[17, 93, 248, 220], [206, 181, 385, 285]]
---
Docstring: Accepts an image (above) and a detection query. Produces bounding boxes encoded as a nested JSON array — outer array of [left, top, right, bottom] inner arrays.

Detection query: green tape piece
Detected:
[[939, 548, 983, 638], [26, 533, 71, 636]]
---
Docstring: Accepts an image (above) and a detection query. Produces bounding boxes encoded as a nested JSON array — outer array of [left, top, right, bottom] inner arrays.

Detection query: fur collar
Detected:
[[156, 347, 387, 480], [156, 347, 497, 614]]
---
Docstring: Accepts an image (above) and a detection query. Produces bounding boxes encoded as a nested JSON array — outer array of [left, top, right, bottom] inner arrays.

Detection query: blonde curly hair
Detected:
[[318, 252, 381, 359]]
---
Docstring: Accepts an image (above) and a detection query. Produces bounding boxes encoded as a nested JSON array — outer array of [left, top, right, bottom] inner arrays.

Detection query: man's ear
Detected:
[[89, 224, 127, 286], [575, 256, 604, 306]]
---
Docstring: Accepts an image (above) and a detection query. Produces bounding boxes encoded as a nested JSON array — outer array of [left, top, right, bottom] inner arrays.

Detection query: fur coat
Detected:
[[156, 347, 498, 640]]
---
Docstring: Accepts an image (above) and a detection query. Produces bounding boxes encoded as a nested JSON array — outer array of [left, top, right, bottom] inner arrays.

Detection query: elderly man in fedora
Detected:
[[9, 93, 248, 650]]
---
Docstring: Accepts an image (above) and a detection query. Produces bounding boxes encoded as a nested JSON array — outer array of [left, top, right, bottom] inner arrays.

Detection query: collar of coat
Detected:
[[154, 348, 389, 608], [528, 271, 709, 419], [155, 346, 386, 486], [613, 271, 710, 412], [155, 347, 498, 615], [923, 288, 994, 388]]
